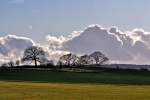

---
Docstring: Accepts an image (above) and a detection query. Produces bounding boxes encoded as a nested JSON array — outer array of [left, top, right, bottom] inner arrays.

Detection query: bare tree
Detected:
[[100, 56, 109, 65], [46, 60, 54, 66], [22, 46, 46, 66], [90, 51, 109, 65], [40, 59, 54, 66], [58, 53, 79, 66], [57, 60, 63, 66], [15, 60, 20, 66], [78, 55, 94, 65], [7, 61, 14, 67]]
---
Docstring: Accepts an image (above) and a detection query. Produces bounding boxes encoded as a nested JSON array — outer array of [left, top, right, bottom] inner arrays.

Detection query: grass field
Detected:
[[1, 70, 150, 84], [1, 81, 150, 100], [1, 70, 150, 100]]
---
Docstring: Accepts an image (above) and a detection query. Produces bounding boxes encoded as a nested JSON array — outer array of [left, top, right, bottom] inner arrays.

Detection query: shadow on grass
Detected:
[[0, 70, 150, 85]]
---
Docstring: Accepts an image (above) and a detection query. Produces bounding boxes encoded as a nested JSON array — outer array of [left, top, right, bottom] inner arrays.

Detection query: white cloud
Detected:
[[45, 35, 69, 63], [46, 24, 150, 64], [0, 35, 35, 63], [46, 35, 67, 50], [2, 24, 150, 65]]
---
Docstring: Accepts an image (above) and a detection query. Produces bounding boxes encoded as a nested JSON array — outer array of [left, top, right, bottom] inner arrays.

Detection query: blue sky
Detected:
[[0, 0, 150, 42]]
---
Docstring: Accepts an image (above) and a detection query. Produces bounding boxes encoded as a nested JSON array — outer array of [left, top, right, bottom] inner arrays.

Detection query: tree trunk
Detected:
[[34, 57, 37, 66]]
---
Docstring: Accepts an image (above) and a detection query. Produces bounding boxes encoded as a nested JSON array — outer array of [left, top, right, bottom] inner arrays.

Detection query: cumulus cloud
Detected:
[[45, 35, 69, 62], [63, 25, 128, 61], [46, 35, 67, 50], [46, 24, 150, 64], [0, 35, 35, 63], [2, 24, 150, 65]]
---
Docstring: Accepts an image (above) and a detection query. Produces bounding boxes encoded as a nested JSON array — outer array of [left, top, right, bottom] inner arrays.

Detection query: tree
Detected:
[[100, 56, 109, 65], [22, 46, 46, 66], [40, 59, 54, 66], [46, 60, 54, 66], [90, 51, 109, 65], [78, 54, 94, 65], [15, 60, 20, 66], [7, 61, 14, 67], [57, 60, 63, 66], [58, 53, 79, 66]]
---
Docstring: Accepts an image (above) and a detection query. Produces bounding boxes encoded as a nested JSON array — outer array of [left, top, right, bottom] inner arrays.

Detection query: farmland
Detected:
[[0, 70, 150, 100], [1, 81, 150, 100]]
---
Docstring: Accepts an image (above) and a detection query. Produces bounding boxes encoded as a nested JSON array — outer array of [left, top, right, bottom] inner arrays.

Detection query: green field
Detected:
[[1, 70, 150, 84], [1, 70, 150, 100], [1, 81, 150, 100]]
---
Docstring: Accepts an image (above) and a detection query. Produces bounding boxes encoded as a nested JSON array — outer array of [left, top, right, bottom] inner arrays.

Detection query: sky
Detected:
[[1, 0, 150, 65], [1, 0, 150, 42]]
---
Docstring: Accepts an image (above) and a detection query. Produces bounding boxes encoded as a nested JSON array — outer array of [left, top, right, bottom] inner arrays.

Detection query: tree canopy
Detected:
[[22, 46, 46, 66]]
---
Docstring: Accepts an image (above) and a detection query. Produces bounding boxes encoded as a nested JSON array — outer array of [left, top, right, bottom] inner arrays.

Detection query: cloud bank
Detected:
[[0, 35, 35, 63], [1, 24, 150, 65], [47, 24, 150, 64]]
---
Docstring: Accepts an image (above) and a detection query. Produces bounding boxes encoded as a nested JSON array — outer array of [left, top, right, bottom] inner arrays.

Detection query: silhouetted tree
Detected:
[[22, 46, 46, 66], [46, 60, 54, 66], [40, 59, 54, 66], [78, 54, 94, 65], [100, 56, 109, 64], [7, 61, 14, 67], [57, 60, 63, 68], [90, 51, 109, 65], [15, 60, 20, 66], [58, 53, 79, 66]]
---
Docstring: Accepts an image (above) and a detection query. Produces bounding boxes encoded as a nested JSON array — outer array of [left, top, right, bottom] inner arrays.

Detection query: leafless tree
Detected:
[[78, 55, 94, 65], [58, 53, 79, 66], [22, 46, 46, 66], [15, 60, 20, 66], [7, 61, 14, 67], [90, 51, 109, 65], [40, 59, 54, 66]]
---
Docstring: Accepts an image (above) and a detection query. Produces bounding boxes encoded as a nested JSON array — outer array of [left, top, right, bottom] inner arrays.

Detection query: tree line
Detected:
[[1, 46, 109, 67]]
